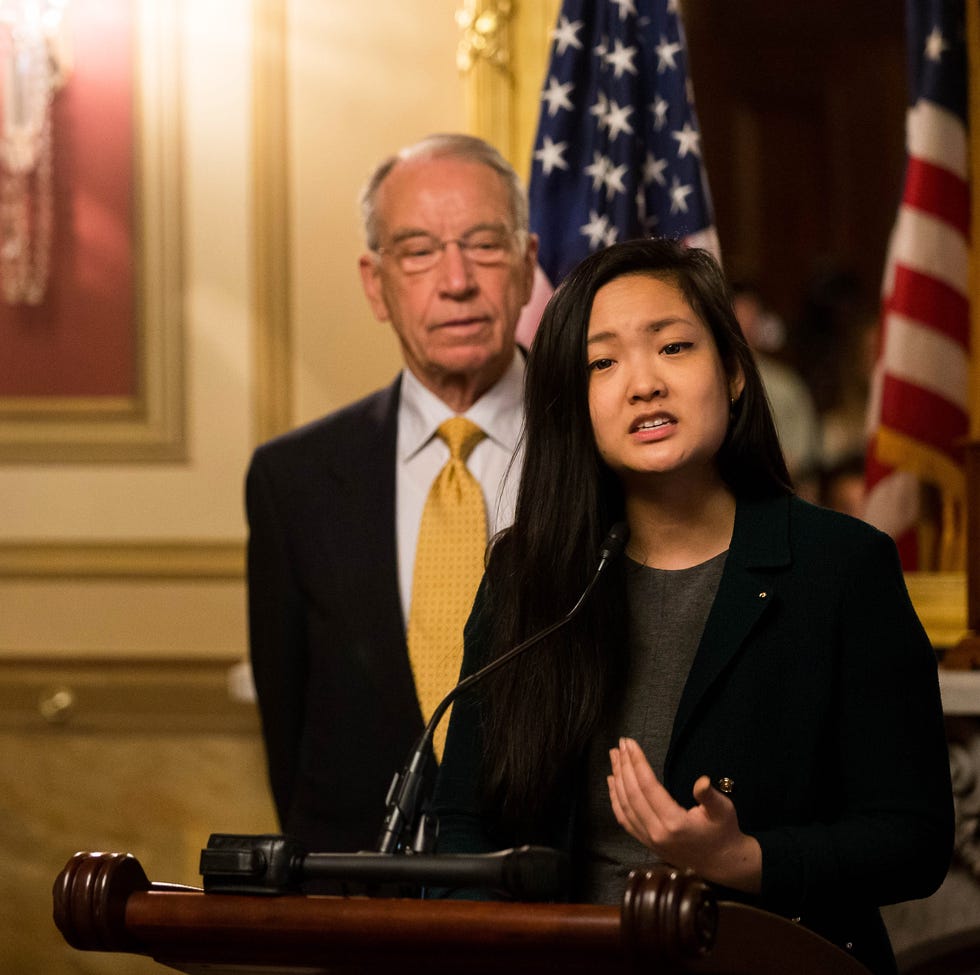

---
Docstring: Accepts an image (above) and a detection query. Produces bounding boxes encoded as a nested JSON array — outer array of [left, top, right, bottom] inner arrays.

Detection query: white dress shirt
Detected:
[[395, 350, 525, 621]]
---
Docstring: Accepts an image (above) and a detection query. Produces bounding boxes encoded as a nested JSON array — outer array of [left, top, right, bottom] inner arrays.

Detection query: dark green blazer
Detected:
[[433, 494, 954, 975]]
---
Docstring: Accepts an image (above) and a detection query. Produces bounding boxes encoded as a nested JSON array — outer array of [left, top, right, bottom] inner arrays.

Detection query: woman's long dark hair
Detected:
[[479, 238, 791, 836]]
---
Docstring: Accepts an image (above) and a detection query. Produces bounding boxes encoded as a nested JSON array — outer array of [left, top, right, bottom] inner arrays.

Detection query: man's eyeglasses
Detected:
[[375, 228, 519, 275]]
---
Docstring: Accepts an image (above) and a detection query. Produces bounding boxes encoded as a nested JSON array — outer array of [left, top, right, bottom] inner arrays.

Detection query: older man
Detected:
[[246, 134, 538, 856]]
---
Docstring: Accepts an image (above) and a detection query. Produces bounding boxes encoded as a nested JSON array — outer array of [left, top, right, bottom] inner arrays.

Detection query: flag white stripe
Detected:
[[880, 311, 970, 410], [863, 469, 920, 538], [865, 358, 885, 439], [682, 225, 720, 262], [907, 100, 969, 180], [887, 206, 969, 296]]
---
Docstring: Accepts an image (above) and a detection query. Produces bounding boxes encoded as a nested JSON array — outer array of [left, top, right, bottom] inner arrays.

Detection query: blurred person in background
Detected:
[[732, 281, 821, 500]]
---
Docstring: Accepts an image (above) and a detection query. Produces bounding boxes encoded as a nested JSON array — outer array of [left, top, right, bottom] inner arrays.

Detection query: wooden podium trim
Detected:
[[53, 852, 151, 953], [53, 852, 871, 975]]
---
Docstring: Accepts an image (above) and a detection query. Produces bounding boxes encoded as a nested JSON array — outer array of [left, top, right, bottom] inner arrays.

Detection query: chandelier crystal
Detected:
[[0, 0, 71, 305]]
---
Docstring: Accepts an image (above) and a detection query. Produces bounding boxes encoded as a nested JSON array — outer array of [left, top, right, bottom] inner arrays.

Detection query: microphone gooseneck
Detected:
[[376, 521, 630, 854]]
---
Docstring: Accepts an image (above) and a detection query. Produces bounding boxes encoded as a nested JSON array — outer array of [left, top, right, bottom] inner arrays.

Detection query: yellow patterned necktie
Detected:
[[407, 416, 487, 761]]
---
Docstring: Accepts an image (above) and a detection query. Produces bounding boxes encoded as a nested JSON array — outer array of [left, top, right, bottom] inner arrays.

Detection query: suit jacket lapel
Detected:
[[329, 377, 416, 700], [667, 494, 792, 759]]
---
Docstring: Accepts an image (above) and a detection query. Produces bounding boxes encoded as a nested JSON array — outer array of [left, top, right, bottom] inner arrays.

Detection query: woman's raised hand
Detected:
[[607, 737, 762, 893]]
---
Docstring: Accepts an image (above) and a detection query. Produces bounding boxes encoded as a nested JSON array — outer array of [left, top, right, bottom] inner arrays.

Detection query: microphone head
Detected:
[[598, 521, 630, 563]]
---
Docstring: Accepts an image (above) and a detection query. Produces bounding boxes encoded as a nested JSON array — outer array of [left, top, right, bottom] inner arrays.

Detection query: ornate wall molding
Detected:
[[459, 0, 559, 180], [0, 657, 257, 732], [456, 0, 514, 75], [949, 723, 980, 881], [0, 541, 244, 580], [251, 0, 292, 444]]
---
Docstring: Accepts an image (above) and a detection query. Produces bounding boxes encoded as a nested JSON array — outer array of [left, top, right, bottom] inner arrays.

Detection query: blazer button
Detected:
[[717, 777, 735, 795]]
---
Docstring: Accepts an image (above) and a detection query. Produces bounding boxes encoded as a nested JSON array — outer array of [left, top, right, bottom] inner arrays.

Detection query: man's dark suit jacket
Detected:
[[433, 494, 954, 975], [246, 376, 432, 855]]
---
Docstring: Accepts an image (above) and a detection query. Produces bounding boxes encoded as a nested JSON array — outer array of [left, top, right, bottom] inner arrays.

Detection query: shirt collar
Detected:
[[398, 350, 525, 461]]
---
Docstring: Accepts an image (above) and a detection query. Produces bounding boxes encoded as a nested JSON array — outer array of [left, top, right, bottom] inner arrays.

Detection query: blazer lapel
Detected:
[[356, 375, 402, 618], [328, 378, 415, 698], [667, 495, 792, 758]]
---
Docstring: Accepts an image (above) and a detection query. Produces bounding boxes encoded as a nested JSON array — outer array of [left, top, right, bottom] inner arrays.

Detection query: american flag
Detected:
[[863, 0, 971, 571], [516, 0, 718, 344]]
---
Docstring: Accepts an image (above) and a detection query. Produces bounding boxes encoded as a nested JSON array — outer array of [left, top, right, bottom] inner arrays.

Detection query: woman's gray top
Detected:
[[575, 549, 728, 904]]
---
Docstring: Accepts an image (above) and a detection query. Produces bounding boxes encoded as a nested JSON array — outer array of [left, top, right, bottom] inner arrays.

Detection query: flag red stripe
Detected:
[[878, 373, 968, 462], [862, 461, 919, 566], [885, 263, 970, 346], [894, 528, 919, 567], [902, 156, 970, 236], [864, 449, 894, 490]]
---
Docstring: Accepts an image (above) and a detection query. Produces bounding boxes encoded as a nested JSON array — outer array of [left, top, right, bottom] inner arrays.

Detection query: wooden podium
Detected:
[[53, 851, 870, 975]]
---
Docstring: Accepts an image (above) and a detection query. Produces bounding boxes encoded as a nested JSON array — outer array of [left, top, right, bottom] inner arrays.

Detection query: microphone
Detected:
[[376, 521, 630, 855], [200, 834, 566, 901]]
